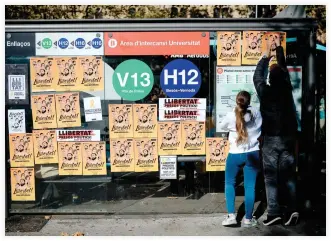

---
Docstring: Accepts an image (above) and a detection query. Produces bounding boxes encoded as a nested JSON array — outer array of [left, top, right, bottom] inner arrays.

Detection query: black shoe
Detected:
[[284, 212, 299, 226], [262, 215, 283, 226]]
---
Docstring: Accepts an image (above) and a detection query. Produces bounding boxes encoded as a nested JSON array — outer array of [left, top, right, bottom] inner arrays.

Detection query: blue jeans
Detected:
[[225, 151, 260, 219]]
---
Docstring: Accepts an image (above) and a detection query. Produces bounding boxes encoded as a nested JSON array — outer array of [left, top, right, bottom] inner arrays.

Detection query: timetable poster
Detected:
[[58, 142, 83, 175], [31, 94, 57, 129], [134, 138, 158, 172], [9, 133, 34, 167], [157, 121, 182, 155], [110, 138, 135, 172], [205, 138, 229, 171], [55, 92, 81, 128], [33, 130, 58, 164], [217, 31, 241, 66], [10, 168, 35, 201], [108, 104, 134, 138], [181, 121, 206, 155], [82, 142, 107, 175], [133, 104, 158, 138]]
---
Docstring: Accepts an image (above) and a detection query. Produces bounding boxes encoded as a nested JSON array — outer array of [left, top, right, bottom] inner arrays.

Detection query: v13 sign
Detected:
[[112, 59, 154, 101], [160, 59, 201, 98]]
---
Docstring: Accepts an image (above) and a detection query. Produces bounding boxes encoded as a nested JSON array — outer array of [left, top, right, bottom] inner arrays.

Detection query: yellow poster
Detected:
[[30, 57, 57, 92], [31, 94, 57, 129], [9, 134, 34, 167], [10, 168, 35, 201], [55, 57, 80, 91], [58, 142, 83, 175], [82, 142, 107, 175], [32, 130, 58, 164], [133, 104, 158, 138], [78, 56, 104, 91], [242, 31, 265, 65], [134, 138, 158, 172], [262, 32, 287, 65], [110, 138, 135, 172], [181, 121, 206, 155], [158, 121, 182, 155], [55, 92, 81, 128], [205, 138, 230, 171], [108, 104, 134, 138], [217, 31, 241, 66]]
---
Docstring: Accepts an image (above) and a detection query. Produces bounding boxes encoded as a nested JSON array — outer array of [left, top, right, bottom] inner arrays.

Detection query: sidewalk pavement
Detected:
[[6, 213, 312, 236]]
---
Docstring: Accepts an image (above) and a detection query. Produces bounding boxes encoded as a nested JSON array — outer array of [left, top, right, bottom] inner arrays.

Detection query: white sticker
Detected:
[[83, 97, 102, 122], [160, 156, 177, 180], [159, 98, 206, 110], [8, 109, 26, 134], [56, 130, 101, 142], [8, 75, 26, 100]]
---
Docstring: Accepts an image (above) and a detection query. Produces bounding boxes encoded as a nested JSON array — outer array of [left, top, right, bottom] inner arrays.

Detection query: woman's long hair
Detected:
[[235, 91, 252, 145]]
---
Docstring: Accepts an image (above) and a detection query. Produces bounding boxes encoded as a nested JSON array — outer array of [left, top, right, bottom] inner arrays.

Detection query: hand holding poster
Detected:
[[33, 130, 58, 164], [10, 168, 35, 201], [30, 57, 57, 92], [133, 104, 157, 138], [242, 31, 265, 65], [9, 133, 34, 167], [217, 31, 241, 66], [262, 32, 286, 65], [158, 121, 182, 155], [56, 57, 79, 91], [58, 142, 83, 175], [8, 109, 26, 134], [205, 138, 229, 171], [78, 56, 104, 91], [108, 104, 133, 138], [55, 92, 81, 128], [134, 138, 158, 172], [82, 142, 107, 175], [181, 121, 206, 155], [31, 94, 57, 129], [110, 138, 135, 172]]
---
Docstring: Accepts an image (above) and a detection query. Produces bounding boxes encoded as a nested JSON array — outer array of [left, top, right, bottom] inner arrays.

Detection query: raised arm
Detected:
[[253, 57, 270, 99], [276, 46, 287, 70]]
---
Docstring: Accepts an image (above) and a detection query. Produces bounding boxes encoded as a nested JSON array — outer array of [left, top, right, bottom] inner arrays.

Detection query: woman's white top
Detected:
[[218, 106, 262, 154]]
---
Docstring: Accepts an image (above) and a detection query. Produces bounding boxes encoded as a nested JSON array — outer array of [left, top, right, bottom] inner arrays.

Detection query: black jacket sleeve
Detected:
[[253, 57, 270, 100], [276, 46, 287, 70]]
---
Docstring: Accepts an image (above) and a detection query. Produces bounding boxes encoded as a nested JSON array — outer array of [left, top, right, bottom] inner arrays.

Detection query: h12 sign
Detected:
[[112, 59, 154, 101], [160, 59, 201, 98]]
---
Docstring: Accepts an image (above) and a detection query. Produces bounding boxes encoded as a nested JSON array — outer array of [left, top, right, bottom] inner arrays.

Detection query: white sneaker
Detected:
[[242, 216, 258, 227], [222, 213, 237, 226]]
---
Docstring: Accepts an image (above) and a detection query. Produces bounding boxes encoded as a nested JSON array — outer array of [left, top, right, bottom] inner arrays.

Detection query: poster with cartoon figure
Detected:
[[217, 31, 241, 66], [9, 133, 34, 167], [262, 32, 287, 66], [82, 142, 107, 175], [33, 130, 58, 164], [8, 109, 26, 134], [133, 104, 157, 138], [108, 104, 134, 138], [205, 138, 229, 171], [31, 94, 57, 129], [134, 138, 158, 172], [158, 121, 182, 155], [110, 138, 135, 172], [55, 57, 79, 91], [242, 31, 265, 65], [181, 121, 206, 155], [58, 142, 82, 175], [55, 92, 81, 128], [78, 56, 104, 91], [10, 168, 35, 201], [30, 57, 57, 92]]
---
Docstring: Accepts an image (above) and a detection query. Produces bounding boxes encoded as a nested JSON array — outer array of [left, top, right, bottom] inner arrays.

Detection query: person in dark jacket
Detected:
[[253, 40, 299, 226]]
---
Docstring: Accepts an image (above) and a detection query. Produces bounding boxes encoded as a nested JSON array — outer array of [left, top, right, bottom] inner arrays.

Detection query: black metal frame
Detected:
[[5, 18, 318, 214]]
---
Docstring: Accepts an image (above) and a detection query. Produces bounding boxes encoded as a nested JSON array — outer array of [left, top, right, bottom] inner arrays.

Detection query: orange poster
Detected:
[[110, 138, 135, 172], [10, 168, 35, 201], [55, 92, 81, 128], [78, 56, 104, 91], [134, 138, 158, 172], [242, 31, 265, 65], [133, 104, 157, 138], [108, 104, 134, 138], [262, 32, 287, 65], [104, 32, 210, 56], [158, 121, 182, 155], [32, 130, 58, 164], [55, 57, 80, 91], [58, 142, 83, 175], [82, 142, 107, 175], [9, 133, 34, 167], [30, 57, 57, 92], [217, 31, 241, 66], [31, 94, 57, 129], [205, 138, 230, 171], [181, 121, 206, 155]]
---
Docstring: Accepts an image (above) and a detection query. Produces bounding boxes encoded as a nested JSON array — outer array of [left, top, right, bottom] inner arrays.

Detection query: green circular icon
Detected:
[[42, 38, 52, 49], [113, 59, 154, 101]]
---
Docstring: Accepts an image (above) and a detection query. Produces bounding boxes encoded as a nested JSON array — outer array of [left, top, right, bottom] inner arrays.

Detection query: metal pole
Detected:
[[255, 5, 258, 18]]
